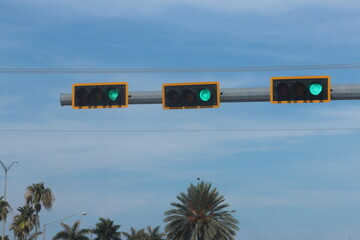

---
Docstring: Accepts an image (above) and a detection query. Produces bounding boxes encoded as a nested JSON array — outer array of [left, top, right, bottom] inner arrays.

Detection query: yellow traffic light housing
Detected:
[[270, 76, 331, 104], [72, 82, 128, 109], [162, 82, 220, 110]]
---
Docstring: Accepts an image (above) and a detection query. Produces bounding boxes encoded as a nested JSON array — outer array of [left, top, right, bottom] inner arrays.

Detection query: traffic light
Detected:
[[72, 82, 128, 109], [162, 82, 220, 110], [270, 76, 331, 104]]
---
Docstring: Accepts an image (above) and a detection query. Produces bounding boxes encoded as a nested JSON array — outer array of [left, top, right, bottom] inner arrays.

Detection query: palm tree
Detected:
[[92, 217, 121, 240], [164, 181, 239, 240], [0, 196, 11, 221], [145, 226, 165, 240], [10, 205, 38, 240], [53, 220, 90, 240], [29, 231, 43, 240], [0, 196, 11, 240], [25, 182, 55, 240], [122, 227, 147, 240]]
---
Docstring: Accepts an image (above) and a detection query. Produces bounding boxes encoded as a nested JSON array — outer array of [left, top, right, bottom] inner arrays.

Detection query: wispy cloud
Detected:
[[230, 189, 360, 207], [13, 0, 360, 18]]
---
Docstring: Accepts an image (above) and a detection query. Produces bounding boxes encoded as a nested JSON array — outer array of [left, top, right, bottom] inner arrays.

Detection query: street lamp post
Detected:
[[43, 211, 87, 240], [0, 160, 19, 240]]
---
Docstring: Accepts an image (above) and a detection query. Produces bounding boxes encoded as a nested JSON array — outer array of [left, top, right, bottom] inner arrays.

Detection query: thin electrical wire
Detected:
[[0, 128, 358, 133], [1, 63, 360, 74], [1, 64, 359, 134]]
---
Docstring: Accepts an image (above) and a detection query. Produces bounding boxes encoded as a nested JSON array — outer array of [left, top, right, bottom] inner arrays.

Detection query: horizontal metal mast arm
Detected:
[[331, 84, 360, 100], [220, 87, 269, 102], [60, 84, 360, 106]]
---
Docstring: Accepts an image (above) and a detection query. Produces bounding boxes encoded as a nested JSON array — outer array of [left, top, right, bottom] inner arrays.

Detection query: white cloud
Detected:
[[317, 105, 360, 119], [13, 0, 360, 19], [230, 189, 360, 208]]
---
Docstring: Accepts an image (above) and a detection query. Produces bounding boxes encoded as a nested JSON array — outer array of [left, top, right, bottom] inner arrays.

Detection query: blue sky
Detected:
[[1, 0, 360, 239]]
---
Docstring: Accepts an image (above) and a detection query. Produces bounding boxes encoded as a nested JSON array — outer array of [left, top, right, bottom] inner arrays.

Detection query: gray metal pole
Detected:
[[60, 84, 360, 106], [1, 167, 5, 240], [331, 84, 360, 100], [0, 161, 18, 240], [3, 172, 6, 204], [1, 171, 5, 240]]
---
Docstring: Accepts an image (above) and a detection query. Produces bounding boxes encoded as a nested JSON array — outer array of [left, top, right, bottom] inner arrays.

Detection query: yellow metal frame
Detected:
[[72, 82, 128, 109], [270, 76, 331, 104], [162, 81, 220, 110]]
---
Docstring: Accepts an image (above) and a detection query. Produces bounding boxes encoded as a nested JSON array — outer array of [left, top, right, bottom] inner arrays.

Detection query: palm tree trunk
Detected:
[[35, 211, 38, 240]]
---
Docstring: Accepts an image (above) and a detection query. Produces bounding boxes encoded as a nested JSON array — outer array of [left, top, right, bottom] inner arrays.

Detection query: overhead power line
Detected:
[[0, 128, 359, 133], [1, 63, 360, 74]]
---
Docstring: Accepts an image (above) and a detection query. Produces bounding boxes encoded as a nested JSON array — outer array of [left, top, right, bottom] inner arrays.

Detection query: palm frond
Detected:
[[164, 181, 239, 240]]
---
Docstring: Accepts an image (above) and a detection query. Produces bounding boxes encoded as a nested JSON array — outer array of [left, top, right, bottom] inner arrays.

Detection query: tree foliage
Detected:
[[122, 227, 147, 240], [7, 181, 239, 240], [52, 220, 90, 240], [92, 217, 121, 240], [10, 205, 38, 240], [145, 226, 165, 240], [0, 196, 11, 221], [25, 182, 55, 240], [164, 181, 239, 240], [25, 182, 55, 213]]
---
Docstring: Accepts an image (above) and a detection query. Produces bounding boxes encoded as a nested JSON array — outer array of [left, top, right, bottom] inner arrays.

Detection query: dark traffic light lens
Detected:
[[293, 82, 306, 99], [108, 88, 120, 101], [75, 88, 90, 105], [276, 83, 291, 100], [309, 83, 323, 96], [91, 87, 105, 104], [199, 89, 212, 102], [167, 90, 181, 104], [183, 89, 196, 103]]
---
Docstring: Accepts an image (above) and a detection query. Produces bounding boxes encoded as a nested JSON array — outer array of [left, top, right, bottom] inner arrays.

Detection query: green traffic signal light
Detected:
[[108, 88, 120, 101], [309, 83, 323, 96], [199, 89, 211, 102]]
